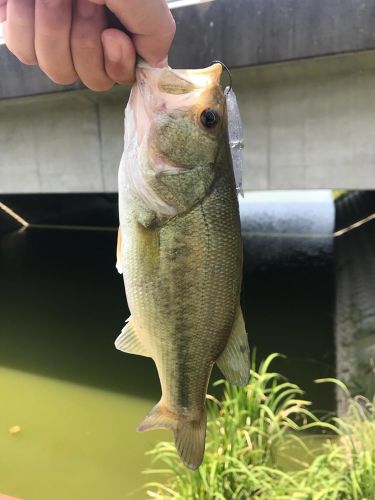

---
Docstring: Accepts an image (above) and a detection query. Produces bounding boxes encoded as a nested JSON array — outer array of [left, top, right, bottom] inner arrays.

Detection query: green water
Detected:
[[0, 366, 168, 500]]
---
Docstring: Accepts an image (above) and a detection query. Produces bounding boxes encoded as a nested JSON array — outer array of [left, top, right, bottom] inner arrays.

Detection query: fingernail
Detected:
[[103, 36, 122, 63], [77, 0, 96, 18]]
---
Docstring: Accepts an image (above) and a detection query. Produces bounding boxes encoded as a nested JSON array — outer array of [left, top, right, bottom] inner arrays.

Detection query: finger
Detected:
[[71, 0, 113, 91], [0, 0, 6, 23], [35, 0, 78, 85], [5, 0, 37, 65], [102, 28, 135, 85], [89, 0, 175, 67]]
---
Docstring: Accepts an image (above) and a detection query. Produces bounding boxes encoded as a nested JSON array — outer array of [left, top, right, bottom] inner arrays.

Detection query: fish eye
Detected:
[[200, 108, 219, 128]]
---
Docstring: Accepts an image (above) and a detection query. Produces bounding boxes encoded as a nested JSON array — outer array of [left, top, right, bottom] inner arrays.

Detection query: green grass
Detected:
[[142, 354, 375, 499]]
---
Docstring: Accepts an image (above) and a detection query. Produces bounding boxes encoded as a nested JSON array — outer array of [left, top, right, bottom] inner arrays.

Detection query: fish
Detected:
[[115, 61, 250, 470]]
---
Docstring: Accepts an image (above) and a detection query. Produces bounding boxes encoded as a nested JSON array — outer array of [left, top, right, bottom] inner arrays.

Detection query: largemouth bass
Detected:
[[116, 61, 250, 470]]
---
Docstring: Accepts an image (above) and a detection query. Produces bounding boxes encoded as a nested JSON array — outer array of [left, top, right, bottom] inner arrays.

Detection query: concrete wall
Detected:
[[1, 51, 375, 194], [0, 89, 128, 193], [236, 50, 375, 191]]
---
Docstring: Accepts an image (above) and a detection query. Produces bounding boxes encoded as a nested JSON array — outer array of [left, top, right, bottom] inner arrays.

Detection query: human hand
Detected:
[[0, 0, 176, 90]]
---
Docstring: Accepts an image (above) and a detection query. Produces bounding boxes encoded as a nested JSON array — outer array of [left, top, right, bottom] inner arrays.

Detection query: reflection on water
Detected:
[[0, 191, 335, 498], [0, 228, 160, 399]]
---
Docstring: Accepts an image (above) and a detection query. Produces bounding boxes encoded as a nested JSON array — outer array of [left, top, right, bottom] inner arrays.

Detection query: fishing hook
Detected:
[[211, 60, 232, 95]]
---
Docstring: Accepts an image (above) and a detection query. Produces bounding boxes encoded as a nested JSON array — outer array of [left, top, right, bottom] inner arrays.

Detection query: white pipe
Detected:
[[169, 0, 215, 10]]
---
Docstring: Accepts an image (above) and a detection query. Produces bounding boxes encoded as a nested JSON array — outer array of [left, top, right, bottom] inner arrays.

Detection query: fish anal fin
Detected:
[[116, 227, 123, 274], [114, 317, 150, 358], [137, 402, 207, 470], [137, 402, 177, 433], [216, 307, 250, 387]]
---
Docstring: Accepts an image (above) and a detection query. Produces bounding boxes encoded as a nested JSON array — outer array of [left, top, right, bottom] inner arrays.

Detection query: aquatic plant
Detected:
[[143, 354, 375, 499]]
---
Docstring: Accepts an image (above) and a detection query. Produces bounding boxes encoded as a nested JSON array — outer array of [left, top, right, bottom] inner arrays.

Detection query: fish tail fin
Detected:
[[137, 402, 207, 470], [174, 409, 207, 470]]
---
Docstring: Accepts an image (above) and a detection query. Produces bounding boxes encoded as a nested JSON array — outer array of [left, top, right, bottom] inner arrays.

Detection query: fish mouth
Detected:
[[170, 63, 223, 88], [137, 61, 223, 95]]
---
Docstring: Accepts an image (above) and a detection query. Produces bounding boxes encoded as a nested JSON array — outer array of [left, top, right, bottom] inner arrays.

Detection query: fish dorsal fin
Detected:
[[115, 317, 150, 358], [116, 227, 123, 274], [216, 307, 250, 387]]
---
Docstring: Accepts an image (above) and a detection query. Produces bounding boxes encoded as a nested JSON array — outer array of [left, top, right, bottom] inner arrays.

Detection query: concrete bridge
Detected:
[[1, 0, 375, 194]]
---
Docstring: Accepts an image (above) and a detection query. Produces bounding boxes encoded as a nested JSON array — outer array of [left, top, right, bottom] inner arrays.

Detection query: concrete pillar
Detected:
[[335, 191, 375, 412]]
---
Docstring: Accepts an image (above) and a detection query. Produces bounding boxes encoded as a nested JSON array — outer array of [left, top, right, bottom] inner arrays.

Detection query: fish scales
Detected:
[[116, 61, 250, 469], [126, 172, 242, 411]]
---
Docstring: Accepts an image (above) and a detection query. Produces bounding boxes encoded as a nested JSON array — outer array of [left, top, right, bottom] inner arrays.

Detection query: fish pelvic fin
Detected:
[[137, 402, 207, 470], [114, 317, 150, 358], [216, 306, 250, 387]]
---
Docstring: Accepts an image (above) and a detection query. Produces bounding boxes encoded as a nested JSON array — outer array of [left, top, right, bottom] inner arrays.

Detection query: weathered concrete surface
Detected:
[[0, 48, 83, 99], [2, 0, 375, 99], [236, 51, 375, 190], [1, 51, 375, 194], [0, 89, 128, 193], [171, 0, 375, 69], [335, 191, 375, 414]]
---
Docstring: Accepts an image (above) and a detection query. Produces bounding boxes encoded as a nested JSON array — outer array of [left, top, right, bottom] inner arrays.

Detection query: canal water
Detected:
[[0, 191, 335, 499], [0, 227, 169, 499]]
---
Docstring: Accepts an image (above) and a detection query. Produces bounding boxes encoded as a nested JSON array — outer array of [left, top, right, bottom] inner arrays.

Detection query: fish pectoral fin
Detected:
[[216, 306, 250, 387], [114, 317, 150, 358], [116, 227, 123, 274], [137, 402, 207, 470]]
